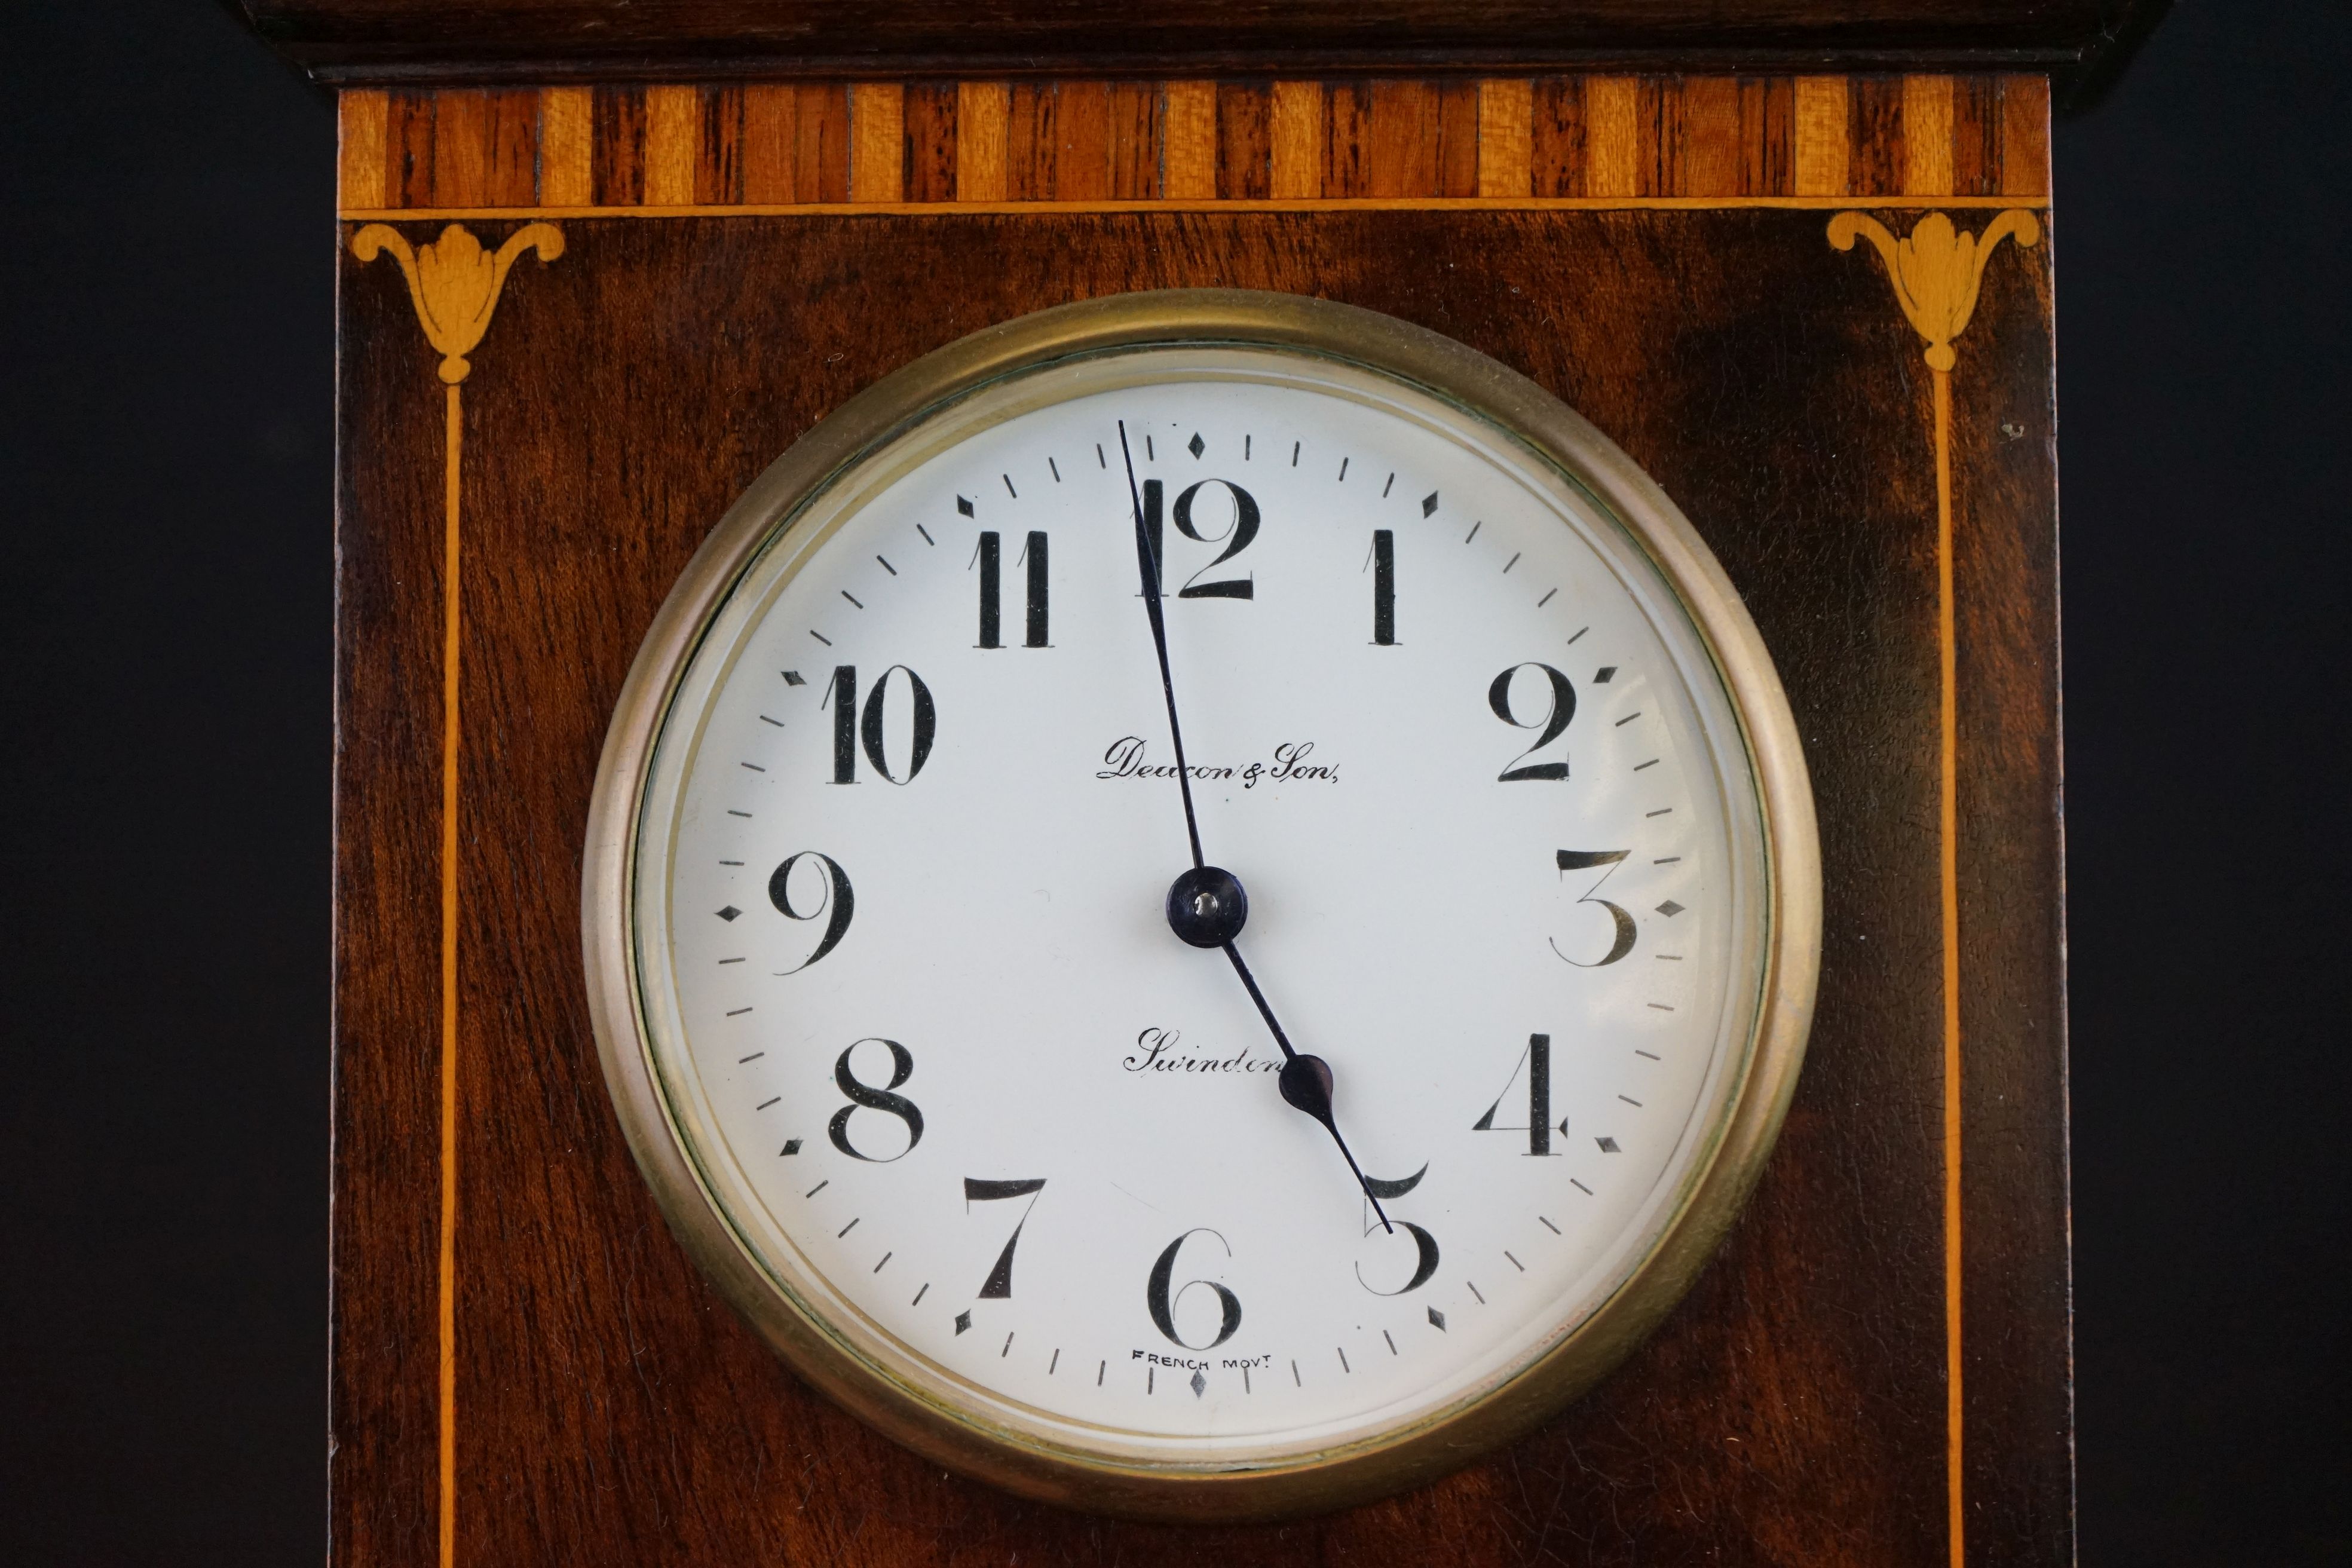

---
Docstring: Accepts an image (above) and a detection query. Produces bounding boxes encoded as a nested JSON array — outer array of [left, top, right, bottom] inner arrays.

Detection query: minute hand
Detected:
[[1116, 421, 1392, 1232]]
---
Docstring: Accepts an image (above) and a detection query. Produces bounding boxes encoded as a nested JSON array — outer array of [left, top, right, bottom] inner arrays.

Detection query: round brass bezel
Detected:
[[582, 290, 1821, 1521]]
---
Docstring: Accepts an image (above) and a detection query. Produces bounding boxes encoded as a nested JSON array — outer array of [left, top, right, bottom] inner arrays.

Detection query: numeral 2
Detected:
[[975, 531, 1048, 648], [1474, 1033, 1567, 1156], [1489, 662, 1576, 781]]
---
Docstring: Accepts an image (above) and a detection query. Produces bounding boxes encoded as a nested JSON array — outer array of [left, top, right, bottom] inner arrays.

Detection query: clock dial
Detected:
[[598, 308, 1814, 1508]]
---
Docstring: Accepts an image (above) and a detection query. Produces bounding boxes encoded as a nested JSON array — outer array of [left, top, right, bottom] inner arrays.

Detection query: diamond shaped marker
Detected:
[[781, 670, 806, 687], [1656, 900, 1685, 917], [954, 1310, 972, 1336], [1422, 491, 1439, 516], [1187, 432, 1205, 458], [1189, 1369, 1207, 1398], [1597, 1137, 1621, 1153], [1428, 1306, 1447, 1331], [717, 905, 741, 922], [1594, 665, 1618, 683], [956, 495, 975, 516], [780, 1139, 802, 1156]]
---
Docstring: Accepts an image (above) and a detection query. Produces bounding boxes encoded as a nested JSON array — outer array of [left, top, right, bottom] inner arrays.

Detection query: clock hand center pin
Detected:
[[1117, 419, 1392, 1233]]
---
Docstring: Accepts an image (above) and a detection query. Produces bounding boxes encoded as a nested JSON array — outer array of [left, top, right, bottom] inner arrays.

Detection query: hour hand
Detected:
[[1205, 924, 1394, 1234], [1276, 1052, 1392, 1233]]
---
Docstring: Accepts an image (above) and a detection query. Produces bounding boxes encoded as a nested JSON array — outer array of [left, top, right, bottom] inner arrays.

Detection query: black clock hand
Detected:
[[1225, 945, 1394, 1233], [1116, 421, 1392, 1233], [1119, 419, 1206, 871]]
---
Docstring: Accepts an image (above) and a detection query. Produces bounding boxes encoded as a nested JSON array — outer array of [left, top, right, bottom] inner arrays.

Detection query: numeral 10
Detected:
[[826, 664, 936, 785]]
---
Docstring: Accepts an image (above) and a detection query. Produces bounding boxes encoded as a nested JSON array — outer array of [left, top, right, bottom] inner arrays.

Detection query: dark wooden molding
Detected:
[[234, 0, 2167, 90]]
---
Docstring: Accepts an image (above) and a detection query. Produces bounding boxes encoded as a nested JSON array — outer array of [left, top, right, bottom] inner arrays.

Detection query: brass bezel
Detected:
[[582, 290, 1821, 1521]]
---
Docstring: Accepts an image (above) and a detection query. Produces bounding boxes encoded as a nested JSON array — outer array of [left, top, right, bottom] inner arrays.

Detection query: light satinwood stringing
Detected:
[[339, 75, 2050, 213]]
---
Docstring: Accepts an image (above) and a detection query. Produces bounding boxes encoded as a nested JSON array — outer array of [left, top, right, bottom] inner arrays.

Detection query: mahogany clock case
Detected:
[[335, 192, 2058, 1568], [22, 2, 2352, 1567]]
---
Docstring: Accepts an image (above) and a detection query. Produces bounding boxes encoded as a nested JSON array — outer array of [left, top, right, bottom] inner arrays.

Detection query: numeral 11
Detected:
[[977, 531, 1049, 648]]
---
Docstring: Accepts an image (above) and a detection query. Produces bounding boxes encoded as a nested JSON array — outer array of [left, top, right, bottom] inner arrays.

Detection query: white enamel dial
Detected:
[[615, 338, 1792, 1484]]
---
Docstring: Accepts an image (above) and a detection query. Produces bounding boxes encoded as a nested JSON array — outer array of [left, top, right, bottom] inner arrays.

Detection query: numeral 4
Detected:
[[1474, 1033, 1568, 1156]]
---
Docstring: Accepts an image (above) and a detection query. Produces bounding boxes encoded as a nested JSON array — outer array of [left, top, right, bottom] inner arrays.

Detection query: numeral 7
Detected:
[[963, 1177, 1047, 1298]]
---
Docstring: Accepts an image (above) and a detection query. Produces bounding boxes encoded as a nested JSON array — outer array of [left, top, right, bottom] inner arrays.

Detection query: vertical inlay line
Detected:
[[1829, 204, 2039, 1568], [1934, 357, 1963, 1568], [347, 219, 562, 1568], [437, 375, 463, 1568]]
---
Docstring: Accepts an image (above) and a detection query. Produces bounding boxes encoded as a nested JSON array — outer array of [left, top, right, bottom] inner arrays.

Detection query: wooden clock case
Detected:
[[236, 2, 2151, 1561]]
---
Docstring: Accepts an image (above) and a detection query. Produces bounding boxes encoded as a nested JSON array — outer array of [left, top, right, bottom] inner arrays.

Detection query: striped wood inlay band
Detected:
[[340, 75, 2050, 215]]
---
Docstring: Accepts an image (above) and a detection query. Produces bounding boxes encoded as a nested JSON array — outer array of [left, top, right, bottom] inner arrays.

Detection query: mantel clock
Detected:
[[242, 0, 2140, 1560]]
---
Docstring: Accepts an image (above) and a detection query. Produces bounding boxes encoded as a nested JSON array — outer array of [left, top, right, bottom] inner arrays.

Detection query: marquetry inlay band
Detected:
[[339, 75, 2050, 216]]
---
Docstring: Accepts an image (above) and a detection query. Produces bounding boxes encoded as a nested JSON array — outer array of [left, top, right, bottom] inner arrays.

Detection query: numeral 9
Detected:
[[768, 850, 855, 972]]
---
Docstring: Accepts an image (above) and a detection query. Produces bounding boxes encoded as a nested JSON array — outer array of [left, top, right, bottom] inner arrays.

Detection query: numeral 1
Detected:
[[976, 531, 1049, 648], [1370, 529, 1396, 644], [830, 665, 858, 783], [1474, 1033, 1567, 1156], [1138, 481, 1164, 598]]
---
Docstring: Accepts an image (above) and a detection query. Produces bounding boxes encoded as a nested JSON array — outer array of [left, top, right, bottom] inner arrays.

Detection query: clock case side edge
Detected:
[[579, 289, 1823, 1522]]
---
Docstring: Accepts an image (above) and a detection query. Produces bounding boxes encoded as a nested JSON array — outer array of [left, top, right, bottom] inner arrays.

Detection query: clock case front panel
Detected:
[[330, 85, 2067, 1568]]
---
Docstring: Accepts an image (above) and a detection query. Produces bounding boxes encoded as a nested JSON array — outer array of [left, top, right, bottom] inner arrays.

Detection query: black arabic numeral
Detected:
[[1552, 849, 1636, 966], [976, 532, 1049, 648], [829, 664, 858, 783], [976, 533, 1002, 647], [964, 1178, 1047, 1298], [1024, 531, 1049, 646], [1354, 1165, 1440, 1296], [1146, 1228, 1243, 1350], [767, 850, 855, 972], [1172, 479, 1260, 599], [1370, 529, 1396, 644], [1474, 1033, 1567, 1156], [826, 663, 935, 783], [827, 1038, 924, 1162], [1489, 662, 1575, 781]]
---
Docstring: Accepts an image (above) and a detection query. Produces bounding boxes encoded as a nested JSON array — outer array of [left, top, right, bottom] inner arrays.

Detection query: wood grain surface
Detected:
[[333, 204, 2068, 1565], [239, 0, 2165, 90], [336, 74, 2051, 213]]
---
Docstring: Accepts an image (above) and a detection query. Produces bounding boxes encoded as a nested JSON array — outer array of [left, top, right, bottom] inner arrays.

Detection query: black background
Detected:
[[2, 3, 2344, 1563]]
